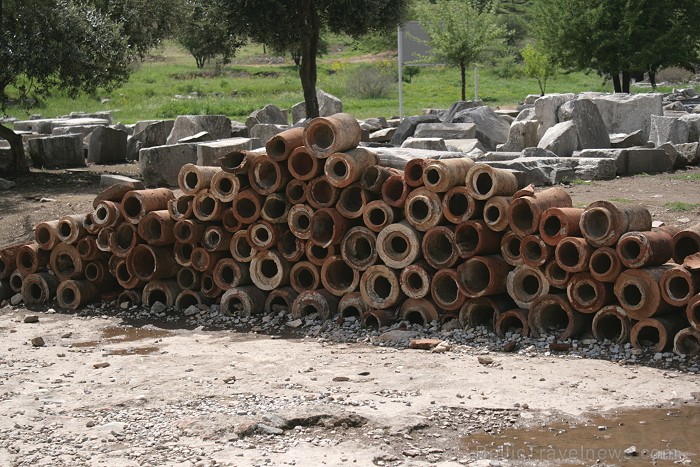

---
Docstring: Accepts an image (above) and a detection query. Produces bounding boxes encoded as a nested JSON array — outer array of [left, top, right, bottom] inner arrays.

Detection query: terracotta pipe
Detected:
[[277, 230, 305, 262], [422, 158, 474, 193], [361, 264, 405, 309], [458, 295, 515, 331], [630, 315, 687, 352], [362, 165, 401, 193], [466, 164, 519, 200], [115, 259, 147, 290], [21, 272, 60, 306], [82, 213, 101, 235], [539, 207, 584, 246], [96, 227, 113, 253], [340, 226, 378, 271], [520, 235, 554, 268], [529, 294, 588, 340], [306, 175, 340, 209], [458, 255, 511, 298], [399, 261, 435, 299], [173, 219, 205, 245], [320, 255, 359, 296], [84, 261, 111, 284], [430, 268, 465, 311], [338, 291, 370, 319], [190, 247, 227, 273], [142, 280, 182, 307], [543, 261, 571, 289], [57, 280, 99, 310], [421, 226, 457, 269], [230, 230, 257, 263], [57, 214, 88, 245], [108, 254, 121, 276], [117, 289, 141, 308], [288, 204, 314, 240], [16, 243, 50, 276], [178, 163, 220, 195], [250, 249, 290, 290], [325, 148, 378, 188], [174, 242, 195, 268], [76, 236, 106, 262], [310, 208, 349, 248], [673, 327, 700, 357], [483, 196, 511, 232], [508, 187, 572, 237], [92, 183, 138, 208], [138, 210, 176, 246], [399, 298, 440, 326], [266, 127, 305, 162], [495, 309, 530, 338], [672, 222, 700, 264], [200, 272, 222, 299], [454, 220, 503, 259], [362, 309, 396, 329], [442, 187, 483, 224], [220, 150, 261, 175], [580, 201, 652, 247], [193, 190, 228, 222], [8, 271, 22, 293], [378, 221, 424, 269], [261, 193, 291, 224], [500, 231, 524, 267], [303, 113, 361, 158], [49, 243, 84, 281], [168, 195, 194, 221], [212, 258, 250, 290], [264, 287, 299, 314], [93, 200, 122, 228], [288, 146, 322, 181], [588, 247, 624, 283], [305, 242, 339, 267], [250, 156, 290, 195], [555, 237, 594, 273], [362, 200, 398, 233], [613, 265, 677, 319], [337, 183, 375, 219], [686, 294, 700, 331], [661, 266, 700, 307], [405, 187, 444, 232], [203, 226, 232, 252], [617, 230, 674, 269], [176, 267, 201, 291], [121, 188, 175, 224], [405, 158, 430, 188], [175, 290, 210, 310], [210, 171, 242, 203], [506, 265, 551, 309], [247, 220, 284, 250], [567, 272, 614, 314], [34, 220, 61, 250], [381, 174, 410, 208], [232, 189, 263, 224], [291, 289, 339, 320], [285, 179, 307, 205], [290, 261, 321, 293], [220, 286, 267, 317], [221, 209, 243, 234], [592, 305, 633, 344], [126, 244, 179, 281]]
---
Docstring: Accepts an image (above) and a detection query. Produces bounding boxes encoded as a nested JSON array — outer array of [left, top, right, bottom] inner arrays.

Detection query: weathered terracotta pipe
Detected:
[[466, 165, 519, 200], [421, 226, 457, 269], [506, 265, 551, 309], [285, 179, 307, 205], [661, 266, 700, 307], [430, 268, 465, 311], [6, 270, 21, 294], [261, 193, 290, 224], [520, 235, 554, 268], [57, 214, 88, 245], [266, 127, 305, 162], [178, 163, 220, 195], [310, 208, 349, 248], [320, 255, 359, 296], [173, 219, 205, 245], [539, 207, 584, 246], [290, 261, 321, 293], [687, 294, 700, 331], [403, 159, 426, 188], [458, 295, 515, 331], [190, 247, 227, 273], [210, 171, 242, 203], [176, 267, 200, 291], [588, 246, 624, 283], [175, 290, 210, 310], [230, 230, 257, 263], [232, 189, 263, 224], [500, 231, 524, 267], [34, 220, 61, 250], [400, 261, 435, 299], [529, 294, 588, 340], [381, 174, 410, 208], [138, 210, 176, 246], [555, 236, 594, 273], [76, 236, 106, 262], [203, 226, 232, 252], [93, 200, 122, 228], [288, 204, 314, 240], [288, 145, 322, 181], [422, 158, 474, 193], [278, 230, 305, 262], [340, 227, 378, 271], [264, 287, 299, 314], [168, 195, 194, 221], [82, 213, 101, 235], [338, 292, 370, 319], [362, 166, 401, 193], [306, 175, 340, 209], [250, 249, 290, 290], [200, 273, 222, 299], [303, 113, 361, 158], [115, 260, 146, 290], [50, 243, 84, 281], [305, 242, 339, 267], [291, 289, 339, 320], [454, 220, 503, 259], [220, 150, 262, 175], [249, 156, 290, 195], [579, 201, 652, 247], [361, 265, 405, 310], [247, 220, 284, 250], [84, 261, 111, 284], [543, 261, 571, 289], [567, 272, 614, 314], [21, 272, 60, 306], [221, 209, 243, 233], [121, 188, 174, 224], [362, 309, 396, 329], [142, 280, 181, 307], [495, 309, 530, 338], [378, 221, 423, 269], [117, 289, 141, 307], [108, 254, 120, 276], [617, 230, 674, 269], [325, 148, 378, 188], [399, 298, 440, 325], [193, 190, 228, 222], [672, 222, 700, 264], [508, 187, 572, 237], [173, 242, 194, 268], [220, 286, 267, 317], [126, 244, 179, 281], [337, 183, 375, 219], [614, 265, 677, 319], [442, 187, 483, 224], [483, 196, 511, 232], [16, 243, 50, 276], [405, 187, 444, 232], [96, 227, 113, 253], [458, 255, 511, 298], [57, 280, 99, 310], [592, 305, 633, 344], [674, 327, 700, 357], [362, 200, 398, 233], [630, 315, 687, 352]]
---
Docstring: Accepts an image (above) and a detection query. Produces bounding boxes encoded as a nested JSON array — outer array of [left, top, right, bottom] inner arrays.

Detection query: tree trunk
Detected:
[[460, 63, 466, 101], [0, 124, 29, 175], [649, 70, 657, 90], [299, 5, 320, 119], [621, 71, 631, 93], [612, 72, 622, 93]]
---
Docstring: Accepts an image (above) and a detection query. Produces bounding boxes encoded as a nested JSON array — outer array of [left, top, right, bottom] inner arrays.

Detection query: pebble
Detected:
[[10, 294, 23, 306], [24, 315, 39, 323], [93, 362, 110, 369], [31, 336, 45, 347]]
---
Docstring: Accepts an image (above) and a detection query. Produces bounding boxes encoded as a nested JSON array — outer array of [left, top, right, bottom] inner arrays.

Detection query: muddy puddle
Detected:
[[71, 326, 173, 354], [461, 404, 700, 466]]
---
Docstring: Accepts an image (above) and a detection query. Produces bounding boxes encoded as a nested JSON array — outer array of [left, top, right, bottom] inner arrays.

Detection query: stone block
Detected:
[[414, 123, 476, 139], [400, 137, 448, 151], [499, 120, 539, 152], [139, 144, 197, 187], [178, 131, 212, 144], [390, 115, 441, 146], [166, 115, 232, 145], [538, 121, 578, 157], [534, 93, 576, 138], [650, 115, 689, 146], [624, 148, 674, 175], [196, 137, 262, 166], [680, 114, 700, 143], [14, 118, 69, 134], [674, 142, 700, 166], [87, 126, 127, 164], [449, 106, 510, 151], [440, 100, 484, 123], [570, 99, 611, 149], [368, 128, 396, 143], [578, 92, 663, 140], [52, 118, 109, 131], [291, 90, 342, 123], [28, 134, 85, 168], [247, 104, 288, 129], [445, 139, 485, 153], [100, 174, 144, 189], [250, 124, 288, 145], [610, 131, 647, 148], [126, 120, 175, 161]]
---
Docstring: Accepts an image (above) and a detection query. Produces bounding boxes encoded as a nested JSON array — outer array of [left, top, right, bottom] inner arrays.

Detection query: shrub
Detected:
[[656, 66, 694, 84], [346, 65, 395, 99]]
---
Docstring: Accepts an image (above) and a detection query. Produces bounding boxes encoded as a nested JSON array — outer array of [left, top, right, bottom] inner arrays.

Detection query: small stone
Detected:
[[257, 424, 283, 435], [223, 376, 236, 384], [150, 301, 167, 314], [402, 449, 421, 458], [333, 376, 350, 382], [624, 446, 638, 457], [10, 294, 22, 306], [24, 315, 39, 323], [477, 356, 494, 365], [93, 362, 110, 369], [61, 332, 72, 338], [86, 420, 96, 428], [235, 421, 258, 438], [598, 426, 607, 431], [286, 319, 303, 328], [409, 338, 443, 350], [654, 353, 663, 361], [677, 218, 691, 224], [549, 342, 571, 352], [31, 337, 45, 347], [503, 341, 517, 352]]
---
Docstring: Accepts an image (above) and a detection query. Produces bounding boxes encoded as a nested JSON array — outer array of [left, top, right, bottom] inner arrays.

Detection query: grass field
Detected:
[[3, 40, 694, 124]]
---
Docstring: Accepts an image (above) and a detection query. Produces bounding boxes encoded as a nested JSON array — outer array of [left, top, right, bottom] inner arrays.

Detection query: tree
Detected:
[[219, 0, 410, 118], [415, 0, 508, 101], [532, 0, 700, 93], [177, 0, 245, 69], [521, 43, 557, 95]]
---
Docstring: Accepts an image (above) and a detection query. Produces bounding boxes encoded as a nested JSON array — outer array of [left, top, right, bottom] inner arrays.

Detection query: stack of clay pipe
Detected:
[[1, 111, 700, 357]]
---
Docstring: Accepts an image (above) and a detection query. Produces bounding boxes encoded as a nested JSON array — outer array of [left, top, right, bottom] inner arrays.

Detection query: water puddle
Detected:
[[108, 346, 160, 356], [71, 326, 173, 349], [461, 404, 699, 466]]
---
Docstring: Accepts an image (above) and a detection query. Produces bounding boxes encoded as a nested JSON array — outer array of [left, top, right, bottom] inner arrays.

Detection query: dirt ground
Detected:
[[0, 165, 699, 466]]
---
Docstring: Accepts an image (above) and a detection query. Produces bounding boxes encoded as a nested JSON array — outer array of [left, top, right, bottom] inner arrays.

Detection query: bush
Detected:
[[346, 65, 395, 99], [656, 66, 695, 84]]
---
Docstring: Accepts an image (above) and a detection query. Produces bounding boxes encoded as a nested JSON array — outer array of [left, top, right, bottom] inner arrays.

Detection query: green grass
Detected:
[[664, 202, 700, 212], [669, 173, 700, 181], [3, 40, 697, 124], [609, 197, 633, 203]]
